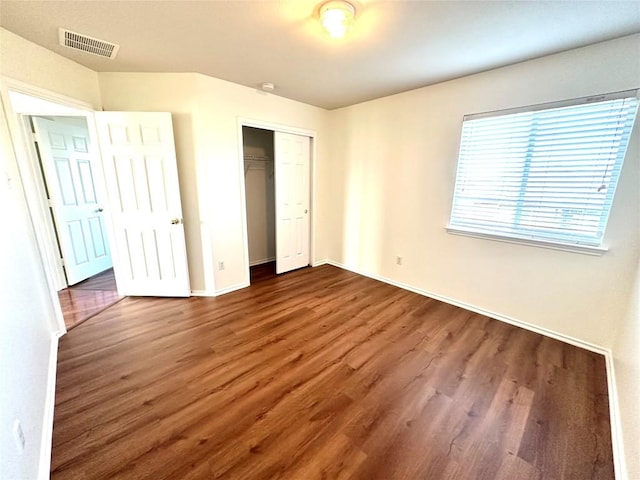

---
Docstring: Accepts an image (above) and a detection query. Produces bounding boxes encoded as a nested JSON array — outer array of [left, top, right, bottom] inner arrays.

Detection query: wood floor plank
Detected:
[[51, 264, 614, 479]]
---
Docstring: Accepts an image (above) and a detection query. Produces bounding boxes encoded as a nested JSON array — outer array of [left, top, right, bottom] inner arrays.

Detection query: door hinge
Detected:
[[58, 257, 65, 267], [47, 198, 55, 208]]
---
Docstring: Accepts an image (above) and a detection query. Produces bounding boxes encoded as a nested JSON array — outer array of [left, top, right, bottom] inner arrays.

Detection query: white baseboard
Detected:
[[323, 259, 625, 479], [249, 257, 275, 267], [214, 281, 250, 296], [190, 290, 216, 297], [38, 334, 59, 480]]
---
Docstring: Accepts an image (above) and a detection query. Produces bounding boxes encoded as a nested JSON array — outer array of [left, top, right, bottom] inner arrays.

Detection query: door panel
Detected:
[[274, 132, 310, 274], [95, 112, 190, 297], [33, 117, 112, 286]]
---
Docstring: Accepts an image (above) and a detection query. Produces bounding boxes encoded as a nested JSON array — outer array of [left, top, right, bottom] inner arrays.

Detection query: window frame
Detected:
[[446, 89, 639, 255]]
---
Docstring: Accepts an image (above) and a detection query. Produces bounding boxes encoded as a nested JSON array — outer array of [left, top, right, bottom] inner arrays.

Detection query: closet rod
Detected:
[[243, 154, 271, 162]]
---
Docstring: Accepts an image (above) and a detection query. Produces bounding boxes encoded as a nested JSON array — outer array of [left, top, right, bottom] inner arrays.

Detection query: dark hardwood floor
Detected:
[[58, 268, 122, 330], [51, 265, 613, 479], [250, 261, 277, 284]]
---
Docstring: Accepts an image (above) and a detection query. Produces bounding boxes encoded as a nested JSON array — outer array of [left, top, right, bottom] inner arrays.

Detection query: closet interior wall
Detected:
[[242, 126, 275, 267]]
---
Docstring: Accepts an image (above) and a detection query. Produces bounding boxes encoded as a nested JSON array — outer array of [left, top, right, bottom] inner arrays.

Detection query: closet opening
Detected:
[[242, 126, 276, 283], [239, 119, 314, 287]]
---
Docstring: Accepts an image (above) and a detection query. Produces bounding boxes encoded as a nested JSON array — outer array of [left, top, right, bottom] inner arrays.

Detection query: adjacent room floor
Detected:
[[51, 265, 613, 479], [57, 268, 122, 330]]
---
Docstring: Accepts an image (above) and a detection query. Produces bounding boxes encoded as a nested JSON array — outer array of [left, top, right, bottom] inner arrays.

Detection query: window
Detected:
[[448, 91, 639, 252]]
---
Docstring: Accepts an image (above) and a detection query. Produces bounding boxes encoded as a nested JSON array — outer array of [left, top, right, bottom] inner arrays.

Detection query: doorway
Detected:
[[3, 83, 192, 333], [2, 86, 113, 333]]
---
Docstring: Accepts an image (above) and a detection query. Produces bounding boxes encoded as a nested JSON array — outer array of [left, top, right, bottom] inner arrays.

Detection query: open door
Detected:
[[95, 112, 190, 297], [274, 131, 310, 274], [32, 116, 112, 286]]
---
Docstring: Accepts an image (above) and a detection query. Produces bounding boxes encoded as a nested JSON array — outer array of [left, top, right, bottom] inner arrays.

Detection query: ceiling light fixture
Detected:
[[319, 0, 355, 39]]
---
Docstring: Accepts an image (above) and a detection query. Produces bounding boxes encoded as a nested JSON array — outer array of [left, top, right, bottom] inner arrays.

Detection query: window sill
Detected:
[[445, 226, 608, 256]]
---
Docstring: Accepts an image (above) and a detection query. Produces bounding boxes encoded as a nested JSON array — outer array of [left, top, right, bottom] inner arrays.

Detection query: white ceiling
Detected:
[[1, 1, 639, 110]]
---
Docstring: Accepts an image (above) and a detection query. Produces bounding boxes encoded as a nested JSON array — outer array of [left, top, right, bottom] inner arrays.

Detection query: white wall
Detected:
[[98, 72, 330, 294], [0, 101, 59, 480], [243, 126, 275, 266], [0, 27, 103, 480], [0, 98, 58, 480], [0, 28, 101, 107], [326, 34, 640, 349], [613, 258, 640, 479]]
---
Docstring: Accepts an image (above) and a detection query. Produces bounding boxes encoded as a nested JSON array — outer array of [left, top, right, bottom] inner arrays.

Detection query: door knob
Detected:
[[304, 209, 308, 214], [170, 218, 181, 225], [95, 207, 104, 213]]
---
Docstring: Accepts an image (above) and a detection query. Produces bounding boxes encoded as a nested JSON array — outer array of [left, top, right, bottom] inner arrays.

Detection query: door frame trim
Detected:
[[237, 117, 317, 288], [18, 113, 68, 291]]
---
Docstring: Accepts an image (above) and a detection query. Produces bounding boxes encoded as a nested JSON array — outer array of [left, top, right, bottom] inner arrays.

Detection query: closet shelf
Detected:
[[244, 154, 273, 176]]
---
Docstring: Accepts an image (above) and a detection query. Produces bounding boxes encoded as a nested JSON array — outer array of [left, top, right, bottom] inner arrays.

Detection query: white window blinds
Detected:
[[448, 92, 639, 248]]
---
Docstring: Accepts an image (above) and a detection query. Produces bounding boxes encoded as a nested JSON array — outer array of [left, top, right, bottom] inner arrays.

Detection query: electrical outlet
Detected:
[[396, 256, 402, 266], [218, 261, 225, 271], [13, 419, 25, 453]]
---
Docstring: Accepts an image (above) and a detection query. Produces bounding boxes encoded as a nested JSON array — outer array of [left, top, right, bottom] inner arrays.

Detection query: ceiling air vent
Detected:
[[58, 28, 120, 59]]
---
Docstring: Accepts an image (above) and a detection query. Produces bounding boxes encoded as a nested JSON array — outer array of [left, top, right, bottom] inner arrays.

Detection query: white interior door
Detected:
[[95, 112, 190, 297], [33, 116, 112, 286], [274, 132, 310, 274]]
